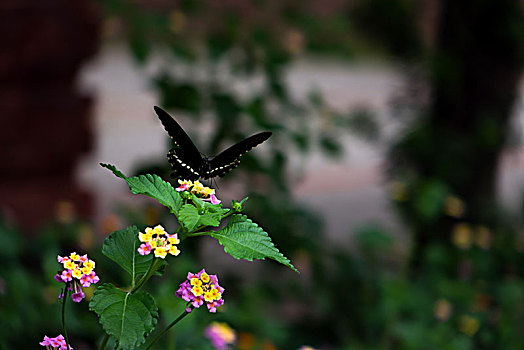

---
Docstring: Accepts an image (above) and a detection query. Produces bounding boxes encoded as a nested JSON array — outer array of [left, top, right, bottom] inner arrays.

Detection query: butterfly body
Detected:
[[155, 106, 271, 180]]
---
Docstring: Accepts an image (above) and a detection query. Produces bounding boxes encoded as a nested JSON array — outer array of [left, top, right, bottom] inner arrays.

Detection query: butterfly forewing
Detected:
[[207, 132, 272, 178], [154, 106, 204, 179], [155, 106, 272, 180]]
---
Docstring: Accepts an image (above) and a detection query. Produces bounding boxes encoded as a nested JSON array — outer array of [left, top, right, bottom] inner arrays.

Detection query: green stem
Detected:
[[182, 231, 208, 238], [131, 257, 159, 295], [61, 287, 71, 350], [221, 210, 235, 219], [99, 334, 110, 350], [145, 310, 190, 350]]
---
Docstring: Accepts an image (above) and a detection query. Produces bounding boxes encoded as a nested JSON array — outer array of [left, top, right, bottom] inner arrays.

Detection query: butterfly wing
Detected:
[[154, 106, 204, 179], [206, 132, 272, 178]]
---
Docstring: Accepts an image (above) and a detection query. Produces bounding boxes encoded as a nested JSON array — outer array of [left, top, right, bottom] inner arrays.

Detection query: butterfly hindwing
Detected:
[[207, 132, 272, 178], [154, 106, 204, 179]]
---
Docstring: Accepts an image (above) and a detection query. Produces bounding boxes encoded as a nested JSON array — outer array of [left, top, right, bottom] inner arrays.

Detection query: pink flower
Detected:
[[54, 274, 64, 283], [80, 274, 91, 287], [71, 290, 85, 303], [138, 242, 152, 256], [55, 252, 98, 303], [205, 322, 236, 350], [87, 272, 99, 284], [40, 335, 52, 346], [203, 194, 221, 205], [176, 182, 190, 192], [175, 269, 224, 313], [61, 270, 72, 282], [40, 334, 73, 349]]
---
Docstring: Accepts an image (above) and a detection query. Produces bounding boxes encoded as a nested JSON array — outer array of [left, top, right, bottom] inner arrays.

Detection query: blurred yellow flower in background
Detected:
[[452, 223, 473, 249], [459, 315, 480, 336], [434, 299, 452, 321]]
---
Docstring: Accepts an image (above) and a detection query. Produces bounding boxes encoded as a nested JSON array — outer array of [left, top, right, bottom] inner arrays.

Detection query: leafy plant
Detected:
[[40, 162, 296, 350]]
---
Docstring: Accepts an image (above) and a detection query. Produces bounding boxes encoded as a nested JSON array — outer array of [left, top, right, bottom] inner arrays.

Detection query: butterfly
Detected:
[[154, 106, 272, 180]]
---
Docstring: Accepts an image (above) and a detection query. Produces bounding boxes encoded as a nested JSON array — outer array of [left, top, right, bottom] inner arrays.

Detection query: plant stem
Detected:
[[99, 334, 110, 350], [182, 231, 208, 238], [145, 310, 190, 350], [221, 210, 235, 219], [131, 257, 158, 295], [61, 287, 71, 350]]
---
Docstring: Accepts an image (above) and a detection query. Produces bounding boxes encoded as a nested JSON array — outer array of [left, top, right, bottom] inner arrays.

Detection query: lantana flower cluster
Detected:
[[138, 225, 180, 258], [55, 252, 99, 302], [40, 334, 73, 350], [176, 179, 221, 205], [205, 322, 236, 350], [175, 269, 224, 313]]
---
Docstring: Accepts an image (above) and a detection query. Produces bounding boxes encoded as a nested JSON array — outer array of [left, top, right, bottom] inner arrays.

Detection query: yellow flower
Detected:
[[139, 225, 181, 259], [178, 179, 193, 187], [201, 187, 215, 197], [72, 269, 82, 279], [169, 245, 180, 256], [153, 225, 165, 235], [191, 180, 206, 195], [191, 277, 202, 287], [452, 223, 472, 249], [208, 322, 236, 344], [459, 315, 480, 336], [64, 260, 76, 270], [444, 196, 465, 218], [70, 252, 80, 261], [204, 291, 215, 302], [154, 247, 168, 259], [192, 286, 204, 296], [84, 260, 95, 269], [139, 232, 152, 243], [210, 287, 221, 300], [168, 236, 180, 245], [82, 266, 93, 275], [200, 272, 210, 283]]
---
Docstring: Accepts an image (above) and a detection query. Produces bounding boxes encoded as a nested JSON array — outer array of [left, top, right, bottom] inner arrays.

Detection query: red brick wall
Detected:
[[0, 0, 100, 232]]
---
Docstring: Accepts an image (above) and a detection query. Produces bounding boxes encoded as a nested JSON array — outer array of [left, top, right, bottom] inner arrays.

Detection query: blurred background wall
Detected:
[[0, 0, 99, 231]]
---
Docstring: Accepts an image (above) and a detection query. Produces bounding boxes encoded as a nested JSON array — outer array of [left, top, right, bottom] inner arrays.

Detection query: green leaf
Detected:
[[90, 284, 158, 350], [210, 214, 298, 273], [196, 212, 222, 228], [190, 194, 205, 212], [182, 196, 229, 229], [414, 179, 450, 222], [100, 163, 182, 214], [204, 202, 230, 217], [231, 197, 248, 213], [101, 163, 126, 179], [102, 226, 164, 285], [178, 204, 200, 231]]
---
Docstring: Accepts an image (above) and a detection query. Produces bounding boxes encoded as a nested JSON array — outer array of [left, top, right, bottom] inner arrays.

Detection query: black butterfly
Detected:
[[154, 106, 272, 180]]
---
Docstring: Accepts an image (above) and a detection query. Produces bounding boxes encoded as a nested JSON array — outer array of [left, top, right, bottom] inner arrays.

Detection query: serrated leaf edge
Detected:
[[211, 214, 298, 273]]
